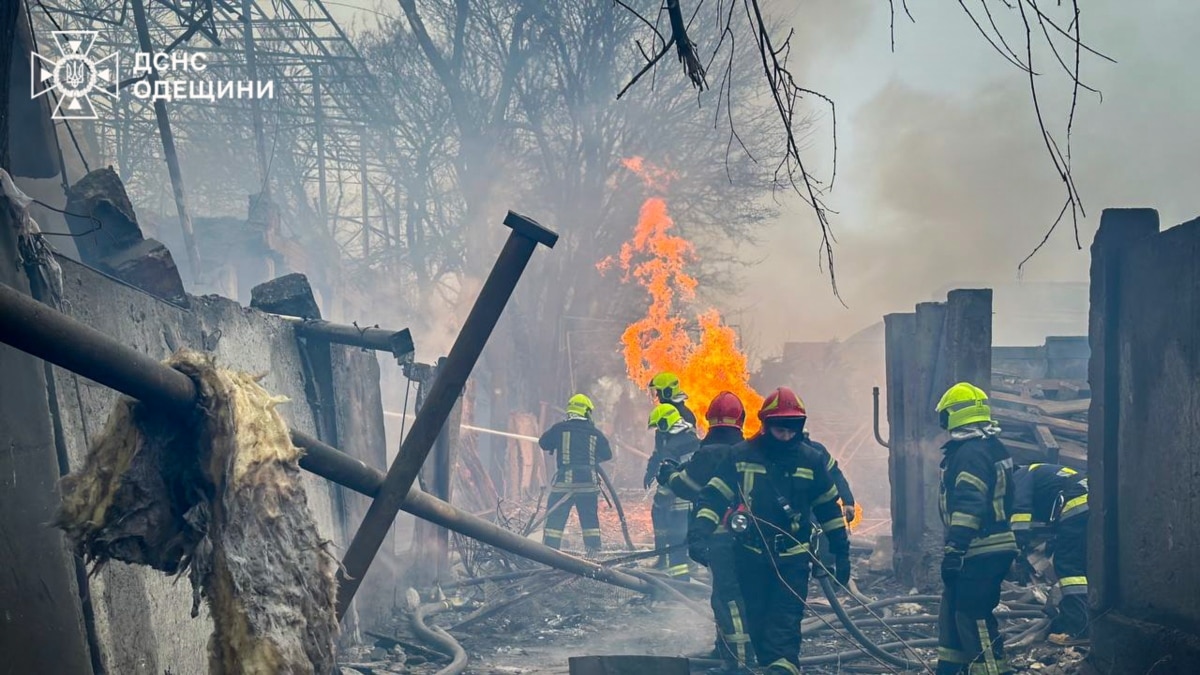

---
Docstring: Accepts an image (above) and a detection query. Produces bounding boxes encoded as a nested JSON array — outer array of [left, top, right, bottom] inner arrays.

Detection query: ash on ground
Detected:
[[340, 545, 1091, 674]]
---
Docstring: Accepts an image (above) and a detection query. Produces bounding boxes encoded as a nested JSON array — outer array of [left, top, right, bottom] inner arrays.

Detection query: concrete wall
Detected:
[[1088, 209, 1200, 673], [884, 289, 993, 590], [28, 257, 393, 674], [0, 192, 97, 674]]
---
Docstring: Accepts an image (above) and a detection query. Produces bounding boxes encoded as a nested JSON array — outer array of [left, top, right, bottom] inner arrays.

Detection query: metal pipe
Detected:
[[286, 318, 414, 364], [872, 386, 890, 448], [336, 211, 557, 618], [288, 431, 653, 595], [0, 281, 654, 599], [0, 282, 198, 413]]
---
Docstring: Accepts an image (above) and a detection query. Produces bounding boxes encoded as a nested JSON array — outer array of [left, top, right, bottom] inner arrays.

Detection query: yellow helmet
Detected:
[[935, 382, 992, 430], [566, 393, 595, 418], [648, 403, 683, 432], [649, 372, 684, 401]]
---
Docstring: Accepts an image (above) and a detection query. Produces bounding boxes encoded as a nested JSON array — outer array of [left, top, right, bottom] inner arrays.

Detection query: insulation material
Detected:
[[56, 350, 339, 674]]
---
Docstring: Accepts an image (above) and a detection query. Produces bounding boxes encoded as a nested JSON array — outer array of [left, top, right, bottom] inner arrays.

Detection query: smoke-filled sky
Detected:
[[330, 0, 1199, 352], [725, 0, 1200, 347]]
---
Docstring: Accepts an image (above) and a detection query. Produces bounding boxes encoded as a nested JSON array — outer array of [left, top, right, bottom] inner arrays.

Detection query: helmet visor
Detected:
[[766, 417, 806, 432]]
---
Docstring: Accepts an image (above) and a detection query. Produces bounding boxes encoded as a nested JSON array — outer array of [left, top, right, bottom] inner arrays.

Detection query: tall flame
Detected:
[[599, 158, 764, 435]]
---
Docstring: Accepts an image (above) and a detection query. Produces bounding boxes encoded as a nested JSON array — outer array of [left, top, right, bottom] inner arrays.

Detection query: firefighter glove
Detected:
[[688, 540, 710, 567], [642, 469, 655, 490], [834, 553, 852, 586], [843, 503, 857, 524], [941, 548, 965, 584], [656, 458, 680, 486]]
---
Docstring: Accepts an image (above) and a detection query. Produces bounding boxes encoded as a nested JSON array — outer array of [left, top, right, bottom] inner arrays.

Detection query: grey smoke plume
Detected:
[[730, 0, 1200, 346]]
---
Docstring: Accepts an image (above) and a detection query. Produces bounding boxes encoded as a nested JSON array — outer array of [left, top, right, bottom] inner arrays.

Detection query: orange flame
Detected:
[[599, 157, 764, 435]]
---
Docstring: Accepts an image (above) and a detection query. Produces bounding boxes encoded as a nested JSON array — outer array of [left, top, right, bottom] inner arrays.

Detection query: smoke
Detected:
[[729, 1, 1200, 347]]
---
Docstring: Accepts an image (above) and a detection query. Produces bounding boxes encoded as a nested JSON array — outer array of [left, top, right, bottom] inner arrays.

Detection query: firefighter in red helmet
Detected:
[[691, 387, 851, 674], [661, 392, 756, 671]]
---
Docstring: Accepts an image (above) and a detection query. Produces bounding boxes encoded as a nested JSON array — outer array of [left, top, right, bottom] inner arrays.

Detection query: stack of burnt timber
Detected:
[[990, 373, 1088, 470]]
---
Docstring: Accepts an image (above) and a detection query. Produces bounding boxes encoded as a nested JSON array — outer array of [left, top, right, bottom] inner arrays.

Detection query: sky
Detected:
[[325, 0, 1200, 351], [722, 0, 1200, 347]]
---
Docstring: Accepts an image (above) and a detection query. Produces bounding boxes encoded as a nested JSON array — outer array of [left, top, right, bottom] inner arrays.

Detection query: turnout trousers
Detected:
[[543, 487, 601, 552], [708, 534, 756, 668], [652, 489, 691, 579], [735, 546, 811, 674], [937, 552, 1017, 675], [1051, 512, 1089, 637]]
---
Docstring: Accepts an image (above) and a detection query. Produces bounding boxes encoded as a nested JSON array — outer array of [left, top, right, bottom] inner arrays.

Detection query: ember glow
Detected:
[[599, 157, 764, 435]]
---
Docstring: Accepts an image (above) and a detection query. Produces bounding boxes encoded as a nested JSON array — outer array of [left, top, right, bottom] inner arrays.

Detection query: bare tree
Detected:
[[354, 0, 787, 415], [615, 0, 1114, 290]]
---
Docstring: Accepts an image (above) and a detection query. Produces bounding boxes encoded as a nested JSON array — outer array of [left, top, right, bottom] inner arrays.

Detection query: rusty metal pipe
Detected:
[[336, 211, 557, 618], [0, 280, 654, 598], [872, 386, 890, 448], [287, 318, 415, 364]]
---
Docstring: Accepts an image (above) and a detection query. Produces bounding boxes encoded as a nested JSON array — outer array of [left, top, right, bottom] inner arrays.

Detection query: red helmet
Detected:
[[705, 391, 746, 430], [758, 387, 807, 429]]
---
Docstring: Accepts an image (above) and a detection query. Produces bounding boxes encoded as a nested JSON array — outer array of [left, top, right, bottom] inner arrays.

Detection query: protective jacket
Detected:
[[645, 425, 699, 488], [666, 426, 744, 502], [538, 417, 612, 491], [693, 434, 849, 558], [1011, 463, 1090, 637], [692, 432, 848, 673], [807, 436, 855, 506], [940, 434, 1018, 558], [1010, 463, 1088, 532]]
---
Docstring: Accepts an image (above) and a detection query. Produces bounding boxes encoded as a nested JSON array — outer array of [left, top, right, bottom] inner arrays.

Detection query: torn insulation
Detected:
[[56, 349, 339, 674]]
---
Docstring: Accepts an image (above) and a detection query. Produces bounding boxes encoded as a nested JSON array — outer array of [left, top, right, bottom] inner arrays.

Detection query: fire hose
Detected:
[[597, 465, 636, 550], [816, 576, 931, 670], [411, 602, 469, 675], [520, 468, 634, 550]]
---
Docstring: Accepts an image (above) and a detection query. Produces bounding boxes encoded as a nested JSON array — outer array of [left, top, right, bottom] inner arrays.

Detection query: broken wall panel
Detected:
[[884, 290, 992, 591], [1088, 209, 1200, 672], [42, 255, 391, 672], [1089, 208, 1200, 673], [331, 344, 396, 627]]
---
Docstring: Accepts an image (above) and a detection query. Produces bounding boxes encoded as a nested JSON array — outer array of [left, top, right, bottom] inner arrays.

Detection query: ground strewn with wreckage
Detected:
[[338, 498, 1090, 675]]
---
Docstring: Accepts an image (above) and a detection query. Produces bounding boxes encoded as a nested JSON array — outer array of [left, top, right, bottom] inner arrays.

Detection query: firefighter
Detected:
[[663, 392, 756, 671], [690, 387, 851, 675], [1010, 463, 1089, 643], [645, 402, 700, 580], [935, 382, 1018, 675], [537, 394, 612, 554], [649, 372, 698, 425]]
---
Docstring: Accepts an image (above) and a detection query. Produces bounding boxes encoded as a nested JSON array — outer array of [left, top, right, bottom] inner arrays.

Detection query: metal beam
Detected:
[[130, 0, 202, 278], [334, 211, 558, 618]]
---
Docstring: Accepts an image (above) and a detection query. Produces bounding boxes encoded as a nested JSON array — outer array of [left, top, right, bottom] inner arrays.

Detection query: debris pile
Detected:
[[55, 350, 339, 674], [990, 374, 1090, 469]]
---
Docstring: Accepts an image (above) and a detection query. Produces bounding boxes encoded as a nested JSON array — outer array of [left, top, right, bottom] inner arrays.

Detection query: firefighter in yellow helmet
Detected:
[[645, 401, 699, 579], [649, 372, 698, 425], [537, 394, 612, 554], [935, 382, 1018, 675]]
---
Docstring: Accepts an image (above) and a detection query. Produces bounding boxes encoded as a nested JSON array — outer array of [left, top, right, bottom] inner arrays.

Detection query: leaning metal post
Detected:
[[335, 211, 557, 618], [0, 279, 653, 596]]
